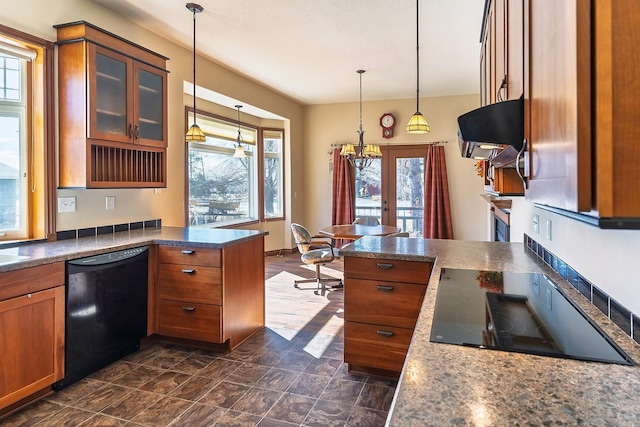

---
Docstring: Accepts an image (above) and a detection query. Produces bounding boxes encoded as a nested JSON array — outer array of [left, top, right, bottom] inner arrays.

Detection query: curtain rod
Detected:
[[329, 141, 448, 150]]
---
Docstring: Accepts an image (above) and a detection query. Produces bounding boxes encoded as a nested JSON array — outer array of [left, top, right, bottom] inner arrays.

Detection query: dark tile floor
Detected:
[[1, 253, 396, 426]]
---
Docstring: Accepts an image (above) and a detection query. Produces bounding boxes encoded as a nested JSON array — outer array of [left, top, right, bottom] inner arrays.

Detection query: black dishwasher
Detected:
[[54, 246, 148, 390]]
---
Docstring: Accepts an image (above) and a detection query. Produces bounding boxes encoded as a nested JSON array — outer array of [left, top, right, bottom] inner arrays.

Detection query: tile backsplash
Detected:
[[525, 234, 637, 345], [56, 218, 161, 241]]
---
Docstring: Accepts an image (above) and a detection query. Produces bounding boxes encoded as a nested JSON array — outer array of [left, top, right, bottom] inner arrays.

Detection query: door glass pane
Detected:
[[396, 157, 424, 237], [96, 53, 127, 135], [355, 159, 381, 223], [137, 68, 163, 140]]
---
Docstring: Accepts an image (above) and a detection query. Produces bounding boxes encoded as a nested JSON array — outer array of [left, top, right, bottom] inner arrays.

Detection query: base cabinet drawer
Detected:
[[157, 300, 222, 343], [344, 278, 426, 328], [344, 321, 413, 373], [158, 246, 221, 267], [158, 264, 221, 304], [344, 257, 431, 284]]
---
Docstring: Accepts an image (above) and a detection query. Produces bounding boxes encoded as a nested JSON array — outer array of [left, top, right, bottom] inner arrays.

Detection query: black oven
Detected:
[[430, 268, 633, 365]]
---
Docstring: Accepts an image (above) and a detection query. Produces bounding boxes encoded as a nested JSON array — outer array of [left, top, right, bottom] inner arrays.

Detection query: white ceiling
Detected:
[[92, 0, 485, 106]]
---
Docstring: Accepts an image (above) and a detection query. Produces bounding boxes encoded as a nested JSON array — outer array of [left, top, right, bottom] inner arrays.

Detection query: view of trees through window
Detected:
[[187, 111, 284, 226], [0, 53, 26, 238]]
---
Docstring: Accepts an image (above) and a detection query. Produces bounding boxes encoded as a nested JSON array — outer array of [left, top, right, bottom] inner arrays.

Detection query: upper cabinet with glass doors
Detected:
[[55, 21, 168, 188]]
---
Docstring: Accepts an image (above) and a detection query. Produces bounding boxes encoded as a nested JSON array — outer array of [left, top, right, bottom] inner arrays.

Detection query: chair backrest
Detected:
[[386, 231, 410, 237], [352, 216, 380, 226], [291, 223, 313, 254]]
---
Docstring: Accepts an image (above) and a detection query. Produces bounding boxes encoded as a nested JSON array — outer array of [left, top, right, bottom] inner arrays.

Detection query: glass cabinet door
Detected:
[[134, 62, 166, 147], [88, 44, 131, 143]]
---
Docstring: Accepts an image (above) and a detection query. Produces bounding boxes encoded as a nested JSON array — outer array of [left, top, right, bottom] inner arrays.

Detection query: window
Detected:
[[262, 129, 284, 219], [187, 110, 258, 226], [0, 26, 54, 243], [0, 55, 26, 238]]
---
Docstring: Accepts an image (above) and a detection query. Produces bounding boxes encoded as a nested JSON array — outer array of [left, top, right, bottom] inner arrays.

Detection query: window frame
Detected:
[[260, 127, 285, 221], [185, 107, 260, 228], [184, 107, 286, 227], [0, 24, 55, 244]]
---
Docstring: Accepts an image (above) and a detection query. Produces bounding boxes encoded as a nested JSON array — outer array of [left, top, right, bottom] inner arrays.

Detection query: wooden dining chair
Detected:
[[290, 223, 343, 295]]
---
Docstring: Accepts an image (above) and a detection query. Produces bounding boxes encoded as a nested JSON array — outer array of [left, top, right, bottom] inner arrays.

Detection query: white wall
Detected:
[[302, 94, 488, 242], [2, 0, 303, 253], [508, 201, 640, 315]]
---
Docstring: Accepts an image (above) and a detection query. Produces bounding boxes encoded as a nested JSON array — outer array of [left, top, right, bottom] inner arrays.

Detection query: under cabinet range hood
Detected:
[[457, 97, 524, 159]]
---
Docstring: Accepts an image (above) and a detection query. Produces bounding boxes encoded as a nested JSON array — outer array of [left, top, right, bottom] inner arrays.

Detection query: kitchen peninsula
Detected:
[[0, 226, 267, 411], [340, 237, 640, 426]]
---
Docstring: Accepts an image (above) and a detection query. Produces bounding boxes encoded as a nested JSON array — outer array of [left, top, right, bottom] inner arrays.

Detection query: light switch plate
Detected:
[[106, 196, 115, 210], [58, 196, 76, 213]]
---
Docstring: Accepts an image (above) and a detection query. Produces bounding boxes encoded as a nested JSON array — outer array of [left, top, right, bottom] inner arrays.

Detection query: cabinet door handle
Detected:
[[376, 262, 394, 270], [134, 124, 140, 139], [128, 123, 133, 138], [376, 330, 394, 337], [181, 269, 195, 274], [181, 250, 195, 255], [182, 306, 196, 312], [376, 285, 395, 292]]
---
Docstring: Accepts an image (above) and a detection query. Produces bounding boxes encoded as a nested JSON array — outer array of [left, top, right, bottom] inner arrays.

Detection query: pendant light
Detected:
[[233, 105, 247, 158], [185, 3, 206, 142], [340, 69, 381, 171], [406, 0, 430, 134]]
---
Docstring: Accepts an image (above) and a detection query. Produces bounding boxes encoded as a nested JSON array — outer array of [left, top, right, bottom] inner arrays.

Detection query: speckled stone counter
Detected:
[[340, 236, 640, 426], [0, 226, 267, 273]]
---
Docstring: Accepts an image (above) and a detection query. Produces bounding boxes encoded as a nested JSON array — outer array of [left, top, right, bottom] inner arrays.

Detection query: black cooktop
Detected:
[[429, 268, 634, 365]]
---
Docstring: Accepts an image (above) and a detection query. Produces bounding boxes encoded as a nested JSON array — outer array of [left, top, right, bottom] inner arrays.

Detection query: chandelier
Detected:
[[340, 69, 381, 171]]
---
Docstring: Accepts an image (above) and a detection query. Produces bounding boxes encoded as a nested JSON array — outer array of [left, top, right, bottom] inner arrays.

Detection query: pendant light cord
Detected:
[[192, 7, 197, 122], [415, 0, 420, 112]]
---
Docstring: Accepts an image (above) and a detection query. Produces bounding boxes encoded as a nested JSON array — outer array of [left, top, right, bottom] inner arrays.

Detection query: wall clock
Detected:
[[380, 113, 396, 139]]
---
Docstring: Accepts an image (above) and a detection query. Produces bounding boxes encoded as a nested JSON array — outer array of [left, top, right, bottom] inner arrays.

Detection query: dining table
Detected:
[[318, 224, 401, 240]]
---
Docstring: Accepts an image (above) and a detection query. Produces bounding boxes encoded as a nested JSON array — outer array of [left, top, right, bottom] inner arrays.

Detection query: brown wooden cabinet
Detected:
[[480, 0, 525, 196], [524, 0, 640, 223], [485, 165, 524, 196], [0, 263, 65, 411], [156, 239, 265, 350], [344, 257, 431, 376], [56, 21, 168, 188]]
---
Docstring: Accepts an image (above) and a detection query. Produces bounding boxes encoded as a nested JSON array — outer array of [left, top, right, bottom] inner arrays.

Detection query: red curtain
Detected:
[[424, 145, 454, 239], [331, 148, 354, 246]]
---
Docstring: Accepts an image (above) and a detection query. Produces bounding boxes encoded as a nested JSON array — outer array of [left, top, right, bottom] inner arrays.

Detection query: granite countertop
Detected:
[[340, 236, 640, 426], [0, 226, 268, 273]]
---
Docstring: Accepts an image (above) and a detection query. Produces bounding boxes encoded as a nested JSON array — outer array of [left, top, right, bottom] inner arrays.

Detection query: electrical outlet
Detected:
[[546, 219, 552, 240], [533, 214, 539, 234], [106, 196, 115, 210], [57, 196, 76, 213]]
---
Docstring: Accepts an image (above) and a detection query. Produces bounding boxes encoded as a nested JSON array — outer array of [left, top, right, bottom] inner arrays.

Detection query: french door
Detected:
[[354, 145, 430, 237]]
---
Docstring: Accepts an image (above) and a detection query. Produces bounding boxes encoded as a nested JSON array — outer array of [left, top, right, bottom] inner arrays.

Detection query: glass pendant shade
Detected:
[[340, 143, 356, 156], [406, 112, 430, 134], [233, 144, 246, 158], [185, 123, 206, 141]]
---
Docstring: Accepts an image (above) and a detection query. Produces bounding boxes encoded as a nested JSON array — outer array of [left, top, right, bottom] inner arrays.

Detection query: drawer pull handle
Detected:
[[181, 269, 195, 274], [376, 330, 394, 337], [376, 263, 395, 270], [376, 285, 395, 292], [182, 306, 196, 312], [181, 250, 195, 255]]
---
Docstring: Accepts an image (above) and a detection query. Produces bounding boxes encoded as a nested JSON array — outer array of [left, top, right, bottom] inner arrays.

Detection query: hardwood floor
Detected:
[[1, 252, 396, 427]]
